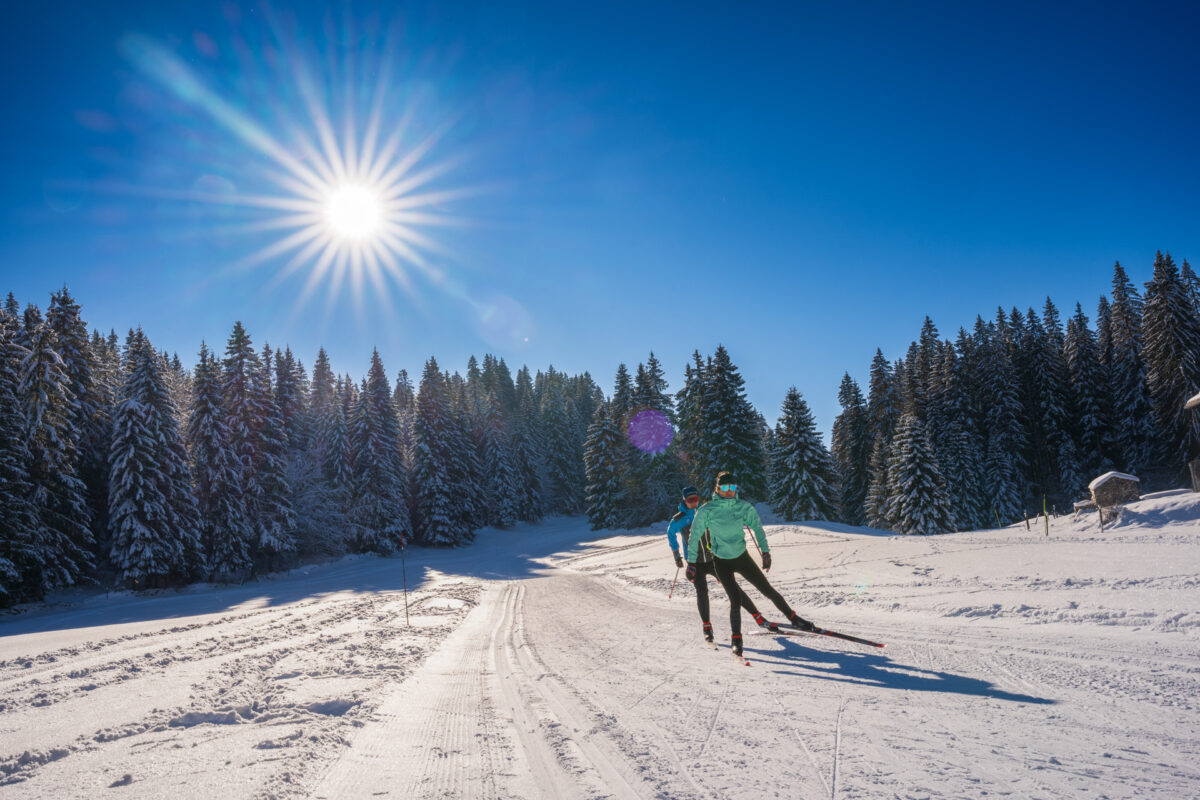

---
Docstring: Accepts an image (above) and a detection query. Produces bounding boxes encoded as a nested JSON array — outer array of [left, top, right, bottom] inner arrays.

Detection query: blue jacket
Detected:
[[667, 502, 713, 562]]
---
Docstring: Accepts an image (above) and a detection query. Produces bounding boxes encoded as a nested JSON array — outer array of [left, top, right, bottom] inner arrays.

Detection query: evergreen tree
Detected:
[[1065, 303, 1111, 478], [480, 389, 520, 528], [539, 370, 586, 513], [975, 317, 1026, 523], [0, 319, 39, 603], [885, 411, 955, 535], [768, 388, 840, 521], [510, 366, 545, 523], [831, 374, 869, 525], [19, 321, 93, 594], [250, 346, 296, 568], [187, 343, 251, 580], [1108, 261, 1158, 473], [699, 346, 766, 498], [221, 322, 263, 510], [864, 349, 899, 527], [347, 350, 411, 552], [673, 352, 710, 489], [584, 402, 627, 529], [108, 330, 201, 587], [1141, 251, 1200, 473], [412, 358, 460, 545], [934, 342, 988, 530]]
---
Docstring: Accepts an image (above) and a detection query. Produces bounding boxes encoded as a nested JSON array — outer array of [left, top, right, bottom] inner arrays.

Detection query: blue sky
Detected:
[[1, 0, 1197, 435]]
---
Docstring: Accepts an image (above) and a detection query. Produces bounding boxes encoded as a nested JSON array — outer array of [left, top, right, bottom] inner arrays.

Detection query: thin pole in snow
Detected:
[[669, 567, 680, 599], [400, 538, 410, 627]]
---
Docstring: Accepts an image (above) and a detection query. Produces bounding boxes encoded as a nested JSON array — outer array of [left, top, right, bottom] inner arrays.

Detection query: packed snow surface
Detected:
[[2, 490, 1199, 798]]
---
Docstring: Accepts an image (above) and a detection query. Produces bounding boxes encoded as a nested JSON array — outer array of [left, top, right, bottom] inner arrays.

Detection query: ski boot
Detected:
[[702, 622, 714, 643], [731, 633, 744, 657], [789, 613, 816, 632], [753, 612, 779, 632]]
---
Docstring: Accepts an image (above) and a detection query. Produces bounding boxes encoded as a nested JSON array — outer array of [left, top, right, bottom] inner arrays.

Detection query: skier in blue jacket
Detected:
[[668, 485, 777, 643], [686, 471, 815, 656]]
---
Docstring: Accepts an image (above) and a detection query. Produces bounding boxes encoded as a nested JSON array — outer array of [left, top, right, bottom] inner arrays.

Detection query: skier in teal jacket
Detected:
[[667, 485, 777, 643], [686, 471, 815, 656]]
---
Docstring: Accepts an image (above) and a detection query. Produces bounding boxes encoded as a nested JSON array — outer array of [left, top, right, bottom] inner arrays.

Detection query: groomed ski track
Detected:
[[3, 494, 1200, 798]]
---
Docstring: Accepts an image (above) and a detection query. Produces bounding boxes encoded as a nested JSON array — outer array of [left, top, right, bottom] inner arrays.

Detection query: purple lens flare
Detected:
[[627, 408, 674, 454]]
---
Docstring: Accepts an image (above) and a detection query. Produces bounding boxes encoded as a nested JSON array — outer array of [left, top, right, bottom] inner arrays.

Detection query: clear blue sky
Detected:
[[2, 0, 1197, 436]]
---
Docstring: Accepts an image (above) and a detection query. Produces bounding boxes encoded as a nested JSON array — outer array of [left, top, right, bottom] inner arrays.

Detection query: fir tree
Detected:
[[221, 322, 262, 508], [699, 346, 766, 498], [1064, 303, 1111, 478], [886, 411, 954, 535], [187, 343, 251, 580], [20, 321, 93, 594], [480, 390, 520, 528], [768, 388, 840, 521], [510, 366, 545, 523], [347, 350, 411, 552], [1141, 251, 1200, 473], [584, 402, 627, 529], [108, 330, 201, 587], [673, 352, 710, 488], [831, 374, 870, 525], [250, 345, 296, 568], [1108, 261, 1158, 473], [412, 358, 460, 545], [539, 371, 586, 513], [975, 317, 1026, 522], [0, 320, 39, 603]]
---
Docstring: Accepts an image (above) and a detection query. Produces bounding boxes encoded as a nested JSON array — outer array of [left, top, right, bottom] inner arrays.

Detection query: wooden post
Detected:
[[1043, 495, 1049, 537]]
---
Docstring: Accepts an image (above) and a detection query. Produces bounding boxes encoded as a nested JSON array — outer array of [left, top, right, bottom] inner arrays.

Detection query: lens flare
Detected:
[[325, 184, 383, 241], [628, 409, 674, 454]]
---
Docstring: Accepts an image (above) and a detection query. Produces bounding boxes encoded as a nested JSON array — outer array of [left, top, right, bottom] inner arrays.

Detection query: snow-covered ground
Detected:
[[2, 490, 1199, 799]]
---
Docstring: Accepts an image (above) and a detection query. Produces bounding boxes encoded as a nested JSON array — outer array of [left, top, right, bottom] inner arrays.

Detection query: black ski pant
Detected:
[[692, 559, 761, 625], [713, 550, 797, 636]]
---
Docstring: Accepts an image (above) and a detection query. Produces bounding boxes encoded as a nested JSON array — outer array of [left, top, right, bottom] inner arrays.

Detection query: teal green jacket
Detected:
[[686, 494, 769, 562]]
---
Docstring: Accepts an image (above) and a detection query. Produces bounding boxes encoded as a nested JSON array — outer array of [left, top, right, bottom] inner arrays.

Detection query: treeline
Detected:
[[831, 252, 1200, 534], [0, 288, 605, 603]]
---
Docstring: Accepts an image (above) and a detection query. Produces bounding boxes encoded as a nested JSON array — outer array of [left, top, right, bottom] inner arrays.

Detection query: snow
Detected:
[[1088, 470, 1141, 491], [2, 491, 1199, 798]]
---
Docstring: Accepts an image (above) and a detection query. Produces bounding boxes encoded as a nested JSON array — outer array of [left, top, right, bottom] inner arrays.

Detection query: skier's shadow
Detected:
[[752, 637, 1055, 705]]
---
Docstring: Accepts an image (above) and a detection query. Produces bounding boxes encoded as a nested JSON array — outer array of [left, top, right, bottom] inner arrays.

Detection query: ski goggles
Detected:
[[718, 484, 738, 492], [684, 495, 701, 504]]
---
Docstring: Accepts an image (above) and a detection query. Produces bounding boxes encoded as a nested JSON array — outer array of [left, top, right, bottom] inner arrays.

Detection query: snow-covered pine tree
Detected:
[[831, 373, 870, 526], [0, 318, 39, 604], [19, 320, 93, 594], [624, 352, 680, 527], [885, 410, 955, 535], [1108, 261, 1159, 474], [108, 330, 201, 588], [510, 366, 545, 523], [975, 316, 1026, 523], [673, 352, 710, 490], [412, 357, 459, 545], [583, 401, 627, 529], [864, 349, 898, 528], [934, 340, 988, 530], [250, 346, 296, 570], [274, 346, 307, 451], [446, 371, 486, 536], [480, 389, 520, 529], [1025, 302, 1084, 502], [539, 371, 586, 514], [1064, 303, 1111, 478], [1141, 251, 1200, 474], [768, 388, 840, 521], [221, 322, 263, 516], [1181, 259, 1200, 314], [187, 342, 251, 581], [347, 350, 411, 552], [699, 346, 766, 499], [47, 287, 111, 554]]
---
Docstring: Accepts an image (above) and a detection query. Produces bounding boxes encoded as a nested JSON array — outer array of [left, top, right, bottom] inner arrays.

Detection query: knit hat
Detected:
[[681, 485, 700, 500], [715, 471, 738, 488]]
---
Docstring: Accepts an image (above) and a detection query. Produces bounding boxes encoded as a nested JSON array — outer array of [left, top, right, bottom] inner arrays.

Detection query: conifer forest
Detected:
[[2, 252, 1198, 604]]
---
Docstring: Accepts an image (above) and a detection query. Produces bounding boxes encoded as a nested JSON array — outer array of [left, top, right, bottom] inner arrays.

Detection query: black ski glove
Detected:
[[685, 563, 697, 582], [762, 552, 772, 572], [673, 551, 684, 569]]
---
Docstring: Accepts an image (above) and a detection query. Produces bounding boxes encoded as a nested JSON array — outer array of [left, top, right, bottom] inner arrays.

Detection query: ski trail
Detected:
[[832, 696, 846, 800], [696, 683, 728, 760], [776, 697, 832, 797]]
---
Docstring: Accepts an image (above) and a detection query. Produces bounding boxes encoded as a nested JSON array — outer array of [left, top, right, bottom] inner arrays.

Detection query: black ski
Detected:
[[773, 622, 885, 649]]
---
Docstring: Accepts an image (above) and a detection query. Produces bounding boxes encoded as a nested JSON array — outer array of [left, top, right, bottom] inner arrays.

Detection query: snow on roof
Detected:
[[1088, 471, 1140, 491], [1186, 392, 1200, 410]]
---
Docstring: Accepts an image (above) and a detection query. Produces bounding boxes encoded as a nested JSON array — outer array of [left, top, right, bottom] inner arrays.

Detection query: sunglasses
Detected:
[[684, 495, 701, 503], [718, 484, 738, 492]]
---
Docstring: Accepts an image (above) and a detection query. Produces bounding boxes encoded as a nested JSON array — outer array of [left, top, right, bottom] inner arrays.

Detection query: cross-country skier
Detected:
[[685, 472, 816, 657], [667, 485, 779, 644]]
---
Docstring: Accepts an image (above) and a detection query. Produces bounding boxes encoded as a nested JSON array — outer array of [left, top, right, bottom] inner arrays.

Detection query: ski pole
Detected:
[[668, 567, 680, 599], [745, 525, 764, 557], [400, 539, 410, 627]]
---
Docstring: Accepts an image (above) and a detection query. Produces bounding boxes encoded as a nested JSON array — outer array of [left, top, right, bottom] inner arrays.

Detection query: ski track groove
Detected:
[[832, 696, 845, 800], [775, 696, 832, 798], [695, 682, 727, 761]]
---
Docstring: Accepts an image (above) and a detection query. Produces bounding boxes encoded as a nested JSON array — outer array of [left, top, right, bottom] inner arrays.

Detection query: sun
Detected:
[[324, 183, 384, 241]]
